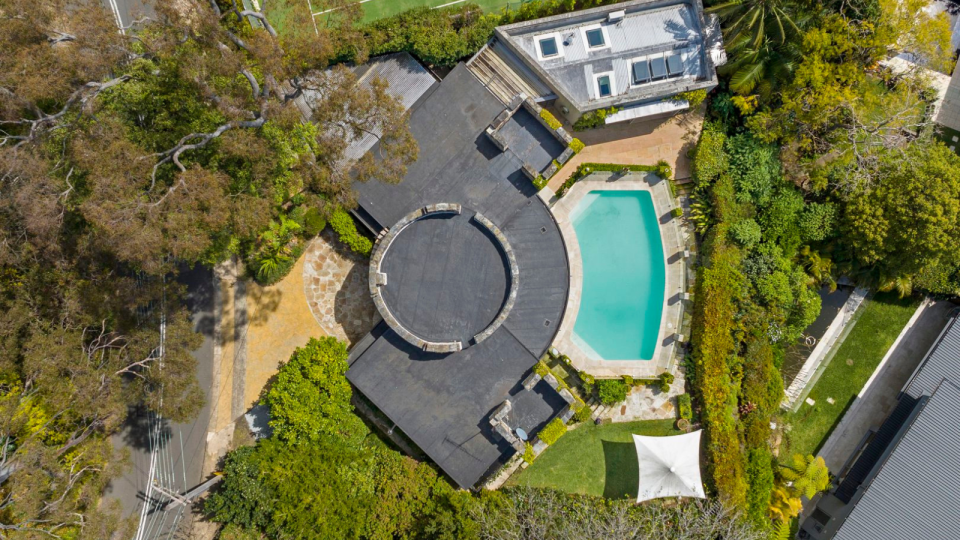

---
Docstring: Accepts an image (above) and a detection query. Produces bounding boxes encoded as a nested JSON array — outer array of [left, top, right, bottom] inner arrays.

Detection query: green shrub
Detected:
[[659, 372, 675, 385], [693, 122, 729, 186], [597, 378, 628, 405], [556, 162, 661, 197], [539, 108, 562, 129], [745, 448, 775, 528], [522, 443, 536, 464], [538, 417, 567, 445], [363, 7, 498, 67], [672, 88, 709, 108], [532, 175, 548, 190], [329, 208, 372, 256], [303, 208, 327, 237], [672, 207, 684, 218], [622, 375, 634, 387], [253, 242, 305, 286], [655, 159, 673, 181], [677, 393, 692, 420], [732, 218, 762, 247], [572, 107, 618, 131], [533, 361, 550, 377], [569, 138, 585, 154], [262, 337, 367, 445], [574, 405, 593, 423]]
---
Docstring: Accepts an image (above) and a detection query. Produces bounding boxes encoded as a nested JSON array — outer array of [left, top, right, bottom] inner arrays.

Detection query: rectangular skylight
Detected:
[[666, 52, 683, 76], [650, 56, 667, 79], [632, 61, 650, 84], [585, 28, 605, 48], [539, 37, 559, 58], [597, 75, 612, 97]]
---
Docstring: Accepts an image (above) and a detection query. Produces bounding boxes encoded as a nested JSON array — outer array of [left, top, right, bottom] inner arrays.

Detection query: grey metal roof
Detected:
[[347, 64, 570, 489], [834, 380, 960, 540], [903, 315, 960, 399], [294, 52, 438, 161], [495, 0, 719, 112]]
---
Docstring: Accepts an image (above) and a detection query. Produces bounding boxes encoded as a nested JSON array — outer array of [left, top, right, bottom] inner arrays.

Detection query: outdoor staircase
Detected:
[[467, 41, 553, 106]]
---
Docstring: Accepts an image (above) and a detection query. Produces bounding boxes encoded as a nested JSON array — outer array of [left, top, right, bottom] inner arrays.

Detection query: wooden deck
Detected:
[[467, 41, 553, 105]]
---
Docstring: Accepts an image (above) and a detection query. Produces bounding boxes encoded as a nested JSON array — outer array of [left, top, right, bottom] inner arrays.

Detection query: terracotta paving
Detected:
[[303, 229, 380, 345], [546, 105, 705, 192]]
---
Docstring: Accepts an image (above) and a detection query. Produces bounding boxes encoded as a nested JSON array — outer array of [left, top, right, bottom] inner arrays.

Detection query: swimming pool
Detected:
[[570, 191, 665, 361]]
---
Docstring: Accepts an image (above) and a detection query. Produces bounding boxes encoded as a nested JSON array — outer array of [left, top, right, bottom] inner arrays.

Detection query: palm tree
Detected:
[[708, 0, 804, 52], [722, 38, 799, 97], [781, 454, 831, 499]]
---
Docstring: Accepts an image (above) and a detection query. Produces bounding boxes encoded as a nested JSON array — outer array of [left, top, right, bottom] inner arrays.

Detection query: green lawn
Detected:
[[509, 420, 680, 499], [267, 0, 522, 31], [783, 291, 921, 459]]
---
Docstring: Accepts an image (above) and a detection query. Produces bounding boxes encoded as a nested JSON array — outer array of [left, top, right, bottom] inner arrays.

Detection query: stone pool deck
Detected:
[[545, 172, 689, 379]]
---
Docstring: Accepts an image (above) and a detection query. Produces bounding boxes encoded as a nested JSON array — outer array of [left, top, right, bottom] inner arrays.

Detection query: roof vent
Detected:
[[607, 10, 625, 23]]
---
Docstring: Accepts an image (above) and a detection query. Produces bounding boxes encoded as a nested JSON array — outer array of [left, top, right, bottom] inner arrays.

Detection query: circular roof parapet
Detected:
[[369, 203, 519, 353]]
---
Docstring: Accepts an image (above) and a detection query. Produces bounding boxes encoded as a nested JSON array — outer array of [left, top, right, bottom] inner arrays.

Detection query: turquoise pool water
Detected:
[[571, 191, 665, 361]]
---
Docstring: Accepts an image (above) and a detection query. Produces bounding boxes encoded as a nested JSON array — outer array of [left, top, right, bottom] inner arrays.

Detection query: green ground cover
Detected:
[[509, 420, 679, 498], [267, 0, 524, 29], [783, 291, 921, 459]]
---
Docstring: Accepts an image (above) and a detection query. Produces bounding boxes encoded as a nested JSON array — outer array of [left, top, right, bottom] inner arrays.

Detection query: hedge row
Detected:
[[354, 0, 633, 68], [555, 161, 672, 197], [329, 208, 373, 256], [688, 183, 749, 506]]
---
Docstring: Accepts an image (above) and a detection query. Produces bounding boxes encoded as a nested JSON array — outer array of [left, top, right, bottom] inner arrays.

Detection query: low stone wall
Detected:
[[369, 203, 463, 352], [471, 212, 520, 345]]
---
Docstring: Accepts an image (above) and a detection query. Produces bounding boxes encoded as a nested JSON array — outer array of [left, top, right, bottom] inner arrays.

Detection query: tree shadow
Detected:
[[602, 440, 639, 500], [120, 404, 171, 452], [334, 262, 377, 345]]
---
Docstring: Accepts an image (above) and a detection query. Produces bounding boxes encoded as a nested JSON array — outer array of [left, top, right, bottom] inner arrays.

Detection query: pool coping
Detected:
[[544, 172, 687, 379]]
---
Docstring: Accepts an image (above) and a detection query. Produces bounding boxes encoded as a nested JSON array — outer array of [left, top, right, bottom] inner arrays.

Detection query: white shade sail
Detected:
[[632, 430, 706, 502]]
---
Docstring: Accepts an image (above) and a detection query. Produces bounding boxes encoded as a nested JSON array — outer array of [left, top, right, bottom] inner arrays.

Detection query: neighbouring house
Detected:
[[468, 0, 724, 124], [799, 315, 960, 539], [935, 58, 960, 152]]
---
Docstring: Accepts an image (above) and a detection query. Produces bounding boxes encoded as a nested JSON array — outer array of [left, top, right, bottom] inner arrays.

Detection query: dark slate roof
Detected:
[[834, 380, 960, 540], [902, 315, 960, 399], [347, 63, 569, 488], [348, 323, 566, 489], [379, 211, 510, 344]]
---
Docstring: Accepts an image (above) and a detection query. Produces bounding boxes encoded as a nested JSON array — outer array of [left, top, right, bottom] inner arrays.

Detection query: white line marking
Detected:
[[107, 0, 124, 34], [312, 0, 373, 16], [432, 0, 465, 7]]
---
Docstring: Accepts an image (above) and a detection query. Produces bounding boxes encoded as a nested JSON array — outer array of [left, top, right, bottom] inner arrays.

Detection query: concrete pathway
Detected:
[[817, 299, 956, 474]]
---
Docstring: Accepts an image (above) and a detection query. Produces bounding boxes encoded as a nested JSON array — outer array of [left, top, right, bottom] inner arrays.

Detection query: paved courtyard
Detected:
[[303, 229, 380, 345], [546, 105, 705, 193], [599, 367, 688, 422]]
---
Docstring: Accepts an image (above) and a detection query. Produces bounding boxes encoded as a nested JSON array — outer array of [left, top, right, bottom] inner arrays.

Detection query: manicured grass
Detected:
[[267, 0, 520, 31], [509, 419, 679, 499], [783, 291, 921, 459]]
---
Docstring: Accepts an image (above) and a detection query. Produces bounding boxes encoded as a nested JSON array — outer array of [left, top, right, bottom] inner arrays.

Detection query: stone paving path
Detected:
[[303, 229, 380, 345], [600, 367, 687, 422]]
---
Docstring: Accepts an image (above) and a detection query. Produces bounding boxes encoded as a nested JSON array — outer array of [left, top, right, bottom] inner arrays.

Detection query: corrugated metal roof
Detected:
[[295, 52, 438, 161], [903, 315, 960, 399], [834, 380, 960, 540]]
